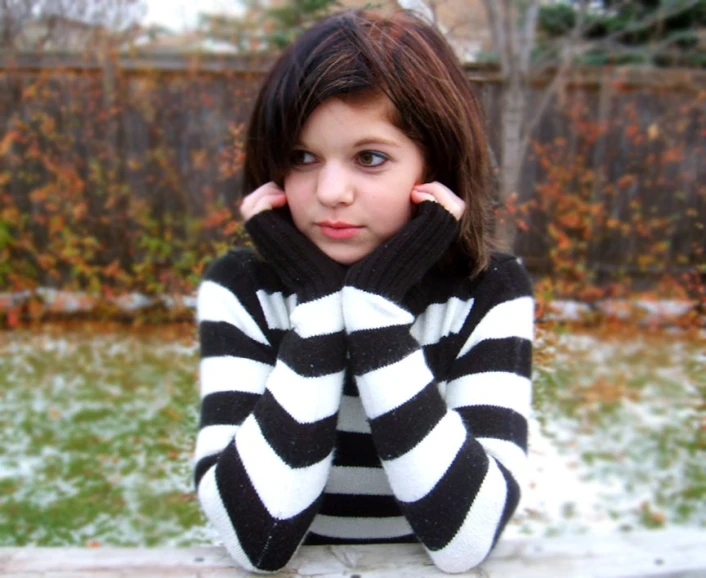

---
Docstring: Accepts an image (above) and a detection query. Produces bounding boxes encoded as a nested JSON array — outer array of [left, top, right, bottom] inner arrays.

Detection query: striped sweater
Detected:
[[194, 202, 534, 574]]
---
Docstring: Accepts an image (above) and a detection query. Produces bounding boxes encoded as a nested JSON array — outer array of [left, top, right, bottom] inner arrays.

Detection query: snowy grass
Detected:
[[507, 326, 706, 538], [1, 324, 704, 546], [0, 326, 216, 547]]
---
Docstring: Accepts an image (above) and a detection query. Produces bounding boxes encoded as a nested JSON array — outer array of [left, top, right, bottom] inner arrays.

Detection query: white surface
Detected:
[[3, 529, 706, 577], [143, 0, 245, 32]]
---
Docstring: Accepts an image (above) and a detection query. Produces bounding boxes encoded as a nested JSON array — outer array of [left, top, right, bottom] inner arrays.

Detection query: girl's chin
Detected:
[[317, 244, 372, 266]]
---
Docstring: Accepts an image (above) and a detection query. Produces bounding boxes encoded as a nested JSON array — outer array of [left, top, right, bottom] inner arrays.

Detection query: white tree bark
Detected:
[[481, 0, 541, 251], [410, 0, 702, 251], [496, 74, 526, 251]]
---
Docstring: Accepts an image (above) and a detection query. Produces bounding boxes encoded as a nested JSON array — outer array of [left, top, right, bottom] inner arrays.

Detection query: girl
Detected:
[[194, 9, 533, 574]]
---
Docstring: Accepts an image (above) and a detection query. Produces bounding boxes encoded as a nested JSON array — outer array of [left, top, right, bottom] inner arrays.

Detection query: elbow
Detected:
[[425, 501, 511, 574], [428, 548, 492, 575], [220, 536, 302, 574], [196, 469, 304, 574], [222, 546, 289, 575]]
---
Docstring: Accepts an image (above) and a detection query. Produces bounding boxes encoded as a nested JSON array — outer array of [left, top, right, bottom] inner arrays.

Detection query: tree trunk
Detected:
[[496, 75, 526, 252], [481, 0, 538, 253]]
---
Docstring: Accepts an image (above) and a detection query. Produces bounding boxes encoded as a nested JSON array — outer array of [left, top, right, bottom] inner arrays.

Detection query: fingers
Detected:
[[240, 182, 287, 221], [411, 182, 465, 220]]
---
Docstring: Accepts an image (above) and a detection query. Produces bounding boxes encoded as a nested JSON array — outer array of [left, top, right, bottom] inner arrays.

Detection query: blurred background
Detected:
[[1, 0, 704, 550]]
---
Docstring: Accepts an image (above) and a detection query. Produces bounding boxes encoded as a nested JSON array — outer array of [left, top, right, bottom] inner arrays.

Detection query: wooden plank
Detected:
[[0, 53, 275, 74], [1, 529, 705, 577], [2, 54, 706, 90]]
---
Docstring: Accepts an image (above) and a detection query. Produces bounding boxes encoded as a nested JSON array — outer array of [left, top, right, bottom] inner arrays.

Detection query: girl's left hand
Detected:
[[411, 182, 465, 221], [239, 181, 288, 221]]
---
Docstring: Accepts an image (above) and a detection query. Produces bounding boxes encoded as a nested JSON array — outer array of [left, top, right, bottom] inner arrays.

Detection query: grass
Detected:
[[522, 325, 706, 536], [0, 323, 704, 546], [0, 324, 214, 547]]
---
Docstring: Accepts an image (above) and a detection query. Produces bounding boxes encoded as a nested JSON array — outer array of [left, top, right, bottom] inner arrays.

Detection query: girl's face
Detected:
[[284, 96, 426, 265]]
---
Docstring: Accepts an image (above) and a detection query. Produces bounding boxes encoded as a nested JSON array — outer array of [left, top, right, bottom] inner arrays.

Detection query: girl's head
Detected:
[[243, 9, 492, 274]]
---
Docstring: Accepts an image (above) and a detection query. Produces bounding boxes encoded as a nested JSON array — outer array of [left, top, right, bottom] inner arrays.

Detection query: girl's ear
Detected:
[[273, 166, 286, 190], [422, 158, 435, 184]]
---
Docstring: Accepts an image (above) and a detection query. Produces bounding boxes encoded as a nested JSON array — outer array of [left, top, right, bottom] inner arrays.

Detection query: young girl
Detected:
[[194, 9, 533, 574]]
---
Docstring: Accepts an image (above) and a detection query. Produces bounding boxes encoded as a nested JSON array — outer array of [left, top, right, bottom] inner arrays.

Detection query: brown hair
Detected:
[[243, 9, 492, 276]]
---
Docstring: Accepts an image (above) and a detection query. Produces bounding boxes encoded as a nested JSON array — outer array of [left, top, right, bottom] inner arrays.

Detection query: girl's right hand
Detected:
[[239, 182, 288, 221], [411, 181, 465, 221]]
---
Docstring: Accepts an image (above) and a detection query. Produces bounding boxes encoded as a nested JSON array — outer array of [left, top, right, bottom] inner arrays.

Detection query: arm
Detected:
[[342, 202, 533, 573], [194, 210, 346, 573]]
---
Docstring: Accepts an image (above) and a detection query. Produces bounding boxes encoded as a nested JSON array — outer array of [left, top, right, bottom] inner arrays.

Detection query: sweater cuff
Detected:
[[245, 209, 345, 301], [345, 201, 459, 302]]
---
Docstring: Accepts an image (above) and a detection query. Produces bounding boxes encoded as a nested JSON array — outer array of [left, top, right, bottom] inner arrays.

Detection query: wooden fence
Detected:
[[1, 53, 704, 288]]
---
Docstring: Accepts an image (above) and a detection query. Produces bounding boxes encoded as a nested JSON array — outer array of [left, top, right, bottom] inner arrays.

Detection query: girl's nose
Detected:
[[315, 163, 354, 207]]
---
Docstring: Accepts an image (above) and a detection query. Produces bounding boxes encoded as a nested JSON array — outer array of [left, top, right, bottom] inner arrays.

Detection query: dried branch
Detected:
[[516, 0, 592, 162], [520, 0, 701, 152], [482, 0, 509, 74], [533, 0, 702, 72]]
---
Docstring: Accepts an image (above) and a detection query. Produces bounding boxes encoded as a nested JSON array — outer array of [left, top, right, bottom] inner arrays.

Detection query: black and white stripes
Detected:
[[194, 246, 533, 574], [195, 250, 346, 572]]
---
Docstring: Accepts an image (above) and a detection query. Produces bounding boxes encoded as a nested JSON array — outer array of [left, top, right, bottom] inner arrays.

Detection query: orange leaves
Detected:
[[6, 307, 21, 328], [2, 65, 703, 329], [662, 147, 684, 164], [201, 205, 234, 230], [39, 114, 56, 136], [101, 260, 124, 283], [72, 201, 89, 222], [190, 149, 209, 171], [0, 68, 258, 304], [0, 129, 21, 157], [640, 502, 666, 529], [579, 375, 641, 406], [617, 174, 636, 190], [523, 85, 706, 318], [558, 212, 588, 232], [625, 123, 641, 140], [549, 225, 572, 252], [218, 122, 247, 180]]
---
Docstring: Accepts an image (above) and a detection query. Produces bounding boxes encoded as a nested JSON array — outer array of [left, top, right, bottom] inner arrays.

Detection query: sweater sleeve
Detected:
[[244, 208, 346, 302], [342, 219, 533, 571], [194, 246, 346, 573]]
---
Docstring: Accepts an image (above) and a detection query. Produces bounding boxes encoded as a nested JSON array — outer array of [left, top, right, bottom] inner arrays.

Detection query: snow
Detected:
[[542, 298, 698, 323], [544, 300, 593, 322], [516, 330, 705, 536], [506, 415, 623, 537], [635, 299, 696, 318], [2, 290, 700, 326], [2, 329, 703, 546], [142, 0, 245, 32]]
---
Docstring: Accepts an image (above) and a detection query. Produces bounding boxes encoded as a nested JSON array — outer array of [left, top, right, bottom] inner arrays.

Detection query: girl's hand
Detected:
[[240, 181, 288, 221], [411, 182, 465, 221]]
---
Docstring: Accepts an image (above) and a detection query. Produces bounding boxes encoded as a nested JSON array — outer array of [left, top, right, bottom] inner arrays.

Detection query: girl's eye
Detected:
[[291, 150, 316, 165], [358, 151, 388, 167]]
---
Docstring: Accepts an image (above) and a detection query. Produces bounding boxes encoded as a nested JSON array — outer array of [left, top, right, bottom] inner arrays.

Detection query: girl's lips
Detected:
[[317, 222, 363, 239]]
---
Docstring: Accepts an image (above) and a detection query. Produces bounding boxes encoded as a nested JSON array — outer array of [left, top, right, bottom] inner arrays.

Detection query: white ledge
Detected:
[[1, 529, 705, 577]]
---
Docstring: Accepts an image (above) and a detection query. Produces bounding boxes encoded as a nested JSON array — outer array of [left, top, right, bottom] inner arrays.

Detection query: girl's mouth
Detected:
[[317, 221, 363, 240]]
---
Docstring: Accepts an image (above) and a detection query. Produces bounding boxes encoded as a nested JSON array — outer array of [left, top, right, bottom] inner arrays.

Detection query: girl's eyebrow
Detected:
[[352, 137, 400, 148], [294, 136, 401, 149]]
